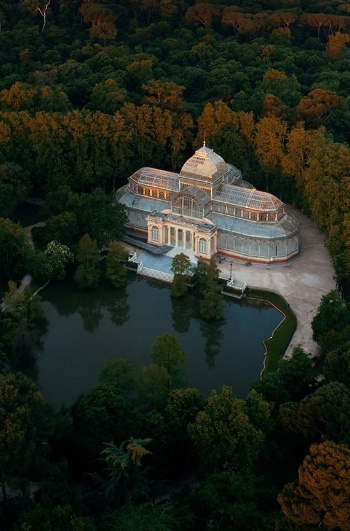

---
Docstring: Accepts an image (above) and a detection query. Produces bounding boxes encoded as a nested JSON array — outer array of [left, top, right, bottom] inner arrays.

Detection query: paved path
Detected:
[[216, 207, 336, 358]]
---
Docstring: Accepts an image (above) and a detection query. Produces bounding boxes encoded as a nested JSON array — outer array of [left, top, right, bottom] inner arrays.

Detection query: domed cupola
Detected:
[[179, 143, 235, 186]]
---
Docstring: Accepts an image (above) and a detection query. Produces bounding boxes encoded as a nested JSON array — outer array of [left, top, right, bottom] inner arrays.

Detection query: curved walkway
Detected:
[[216, 207, 336, 358]]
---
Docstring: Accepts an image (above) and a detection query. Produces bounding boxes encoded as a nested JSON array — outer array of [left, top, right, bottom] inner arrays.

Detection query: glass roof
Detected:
[[130, 167, 180, 192], [174, 185, 211, 205], [214, 184, 283, 211], [180, 145, 231, 182], [209, 212, 300, 238]]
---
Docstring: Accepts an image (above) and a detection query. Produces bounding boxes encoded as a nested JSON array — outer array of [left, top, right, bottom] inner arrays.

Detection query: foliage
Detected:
[[278, 442, 350, 530], [0, 372, 43, 506], [150, 333, 186, 391], [170, 252, 192, 298], [99, 358, 134, 395], [99, 438, 152, 506], [39, 240, 74, 281], [188, 386, 273, 474], [105, 241, 129, 288], [0, 218, 33, 281], [74, 234, 101, 289]]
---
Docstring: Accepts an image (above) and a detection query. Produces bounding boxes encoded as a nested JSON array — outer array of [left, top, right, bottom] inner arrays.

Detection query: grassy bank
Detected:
[[245, 288, 297, 375]]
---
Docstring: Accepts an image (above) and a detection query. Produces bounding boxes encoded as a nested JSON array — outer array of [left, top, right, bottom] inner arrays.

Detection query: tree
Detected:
[[105, 241, 129, 288], [150, 333, 186, 390], [137, 363, 169, 410], [327, 31, 350, 59], [254, 347, 318, 406], [312, 290, 350, 353], [278, 441, 350, 530], [280, 382, 350, 445], [0, 218, 33, 281], [39, 240, 74, 281], [188, 386, 271, 473], [142, 80, 185, 110], [100, 438, 152, 506], [74, 234, 101, 289], [171, 252, 192, 297], [75, 189, 126, 248], [163, 388, 205, 473], [185, 3, 219, 28], [194, 258, 224, 321], [324, 340, 350, 387], [297, 88, 345, 129], [99, 358, 134, 395], [0, 372, 43, 507], [69, 384, 140, 475], [80, 0, 117, 43]]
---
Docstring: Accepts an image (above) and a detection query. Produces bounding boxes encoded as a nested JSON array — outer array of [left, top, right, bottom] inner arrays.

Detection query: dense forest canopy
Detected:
[[1, 0, 350, 529]]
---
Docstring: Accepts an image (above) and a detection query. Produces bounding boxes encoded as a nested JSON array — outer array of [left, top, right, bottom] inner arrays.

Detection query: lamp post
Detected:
[[229, 262, 233, 281]]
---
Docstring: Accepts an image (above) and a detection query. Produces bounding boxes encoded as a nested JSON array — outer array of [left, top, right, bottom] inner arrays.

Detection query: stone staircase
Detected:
[[137, 264, 174, 283]]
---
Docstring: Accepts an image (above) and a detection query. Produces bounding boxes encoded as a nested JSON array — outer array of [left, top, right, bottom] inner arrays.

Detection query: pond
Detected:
[[37, 274, 282, 408]]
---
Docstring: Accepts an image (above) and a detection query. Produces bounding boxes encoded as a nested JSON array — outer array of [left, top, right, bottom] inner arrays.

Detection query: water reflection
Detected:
[[38, 274, 282, 407]]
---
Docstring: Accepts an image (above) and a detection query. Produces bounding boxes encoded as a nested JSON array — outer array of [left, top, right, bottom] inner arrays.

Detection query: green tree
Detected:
[[280, 382, 350, 445], [0, 218, 33, 281], [0, 372, 43, 507], [194, 258, 224, 321], [253, 347, 318, 406], [324, 340, 350, 387], [163, 388, 204, 473], [74, 189, 126, 248], [171, 252, 192, 298], [99, 358, 134, 395], [278, 441, 350, 530], [105, 241, 129, 288], [188, 386, 271, 473], [69, 384, 140, 474], [151, 333, 186, 390], [74, 234, 101, 289], [137, 363, 169, 410], [312, 291, 350, 350], [39, 240, 74, 281]]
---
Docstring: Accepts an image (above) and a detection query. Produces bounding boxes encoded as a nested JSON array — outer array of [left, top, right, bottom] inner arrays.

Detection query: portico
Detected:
[[147, 211, 217, 259]]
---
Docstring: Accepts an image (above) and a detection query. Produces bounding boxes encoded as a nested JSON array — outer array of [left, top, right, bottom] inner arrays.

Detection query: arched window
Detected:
[[151, 226, 159, 241], [199, 238, 207, 253], [172, 194, 203, 219]]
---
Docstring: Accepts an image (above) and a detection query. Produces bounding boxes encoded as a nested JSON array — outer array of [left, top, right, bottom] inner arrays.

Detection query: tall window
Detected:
[[152, 226, 159, 240], [199, 239, 207, 253]]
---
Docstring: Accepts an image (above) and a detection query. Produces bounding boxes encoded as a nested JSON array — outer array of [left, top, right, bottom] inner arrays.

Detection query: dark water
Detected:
[[38, 274, 282, 408]]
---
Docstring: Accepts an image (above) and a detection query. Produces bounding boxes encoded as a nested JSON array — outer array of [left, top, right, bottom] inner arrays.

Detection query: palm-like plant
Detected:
[[100, 438, 153, 506]]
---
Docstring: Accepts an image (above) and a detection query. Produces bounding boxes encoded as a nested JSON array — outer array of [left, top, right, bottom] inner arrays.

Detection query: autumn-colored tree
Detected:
[[326, 31, 350, 59], [297, 88, 345, 129], [142, 79, 185, 110], [80, 0, 117, 43], [278, 441, 350, 530], [185, 3, 219, 28], [255, 115, 288, 172]]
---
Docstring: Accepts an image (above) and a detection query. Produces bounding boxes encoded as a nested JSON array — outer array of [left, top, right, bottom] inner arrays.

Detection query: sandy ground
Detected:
[[215, 207, 336, 358]]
